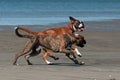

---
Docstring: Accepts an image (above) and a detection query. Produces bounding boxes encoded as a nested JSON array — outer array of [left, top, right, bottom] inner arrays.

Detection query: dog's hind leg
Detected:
[[24, 49, 41, 65], [24, 44, 41, 65], [13, 40, 36, 65], [13, 51, 29, 65]]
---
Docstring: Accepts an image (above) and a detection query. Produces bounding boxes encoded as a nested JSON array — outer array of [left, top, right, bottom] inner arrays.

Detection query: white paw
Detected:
[[80, 61, 85, 65], [16, 63, 20, 66], [46, 60, 53, 65]]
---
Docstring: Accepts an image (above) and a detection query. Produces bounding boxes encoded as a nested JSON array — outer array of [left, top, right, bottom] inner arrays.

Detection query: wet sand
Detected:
[[0, 20, 120, 80]]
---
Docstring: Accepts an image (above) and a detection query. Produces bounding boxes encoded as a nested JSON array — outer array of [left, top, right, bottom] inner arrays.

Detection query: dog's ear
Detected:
[[69, 16, 76, 23]]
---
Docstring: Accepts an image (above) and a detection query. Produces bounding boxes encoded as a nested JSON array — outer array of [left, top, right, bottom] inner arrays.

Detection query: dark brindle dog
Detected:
[[13, 16, 86, 65]]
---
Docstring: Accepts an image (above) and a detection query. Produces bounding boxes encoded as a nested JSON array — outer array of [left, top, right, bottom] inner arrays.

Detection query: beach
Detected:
[[0, 20, 120, 80]]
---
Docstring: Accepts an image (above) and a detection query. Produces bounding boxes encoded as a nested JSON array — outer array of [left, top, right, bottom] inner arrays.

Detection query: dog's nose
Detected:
[[84, 40, 86, 44]]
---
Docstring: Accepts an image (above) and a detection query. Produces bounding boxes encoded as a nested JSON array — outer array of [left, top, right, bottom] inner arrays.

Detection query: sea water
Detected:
[[0, 0, 120, 25]]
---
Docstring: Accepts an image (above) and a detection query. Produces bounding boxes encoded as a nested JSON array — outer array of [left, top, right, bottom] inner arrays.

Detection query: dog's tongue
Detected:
[[78, 27, 86, 31]]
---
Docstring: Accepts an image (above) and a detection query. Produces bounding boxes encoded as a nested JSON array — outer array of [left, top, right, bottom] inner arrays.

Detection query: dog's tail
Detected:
[[14, 27, 37, 39]]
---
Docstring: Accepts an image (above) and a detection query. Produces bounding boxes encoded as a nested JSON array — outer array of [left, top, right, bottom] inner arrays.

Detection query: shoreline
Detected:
[[0, 19, 120, 31]]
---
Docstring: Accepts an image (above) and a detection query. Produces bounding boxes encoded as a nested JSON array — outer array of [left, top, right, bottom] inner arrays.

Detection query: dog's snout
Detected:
[[83, 40, 86, 44]]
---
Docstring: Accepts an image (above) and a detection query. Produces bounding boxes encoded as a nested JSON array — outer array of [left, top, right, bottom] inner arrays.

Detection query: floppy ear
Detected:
[[69, 16, 76, 23]]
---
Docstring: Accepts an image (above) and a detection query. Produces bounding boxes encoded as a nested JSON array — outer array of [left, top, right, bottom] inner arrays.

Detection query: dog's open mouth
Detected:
[[78, 27, 85, 31]]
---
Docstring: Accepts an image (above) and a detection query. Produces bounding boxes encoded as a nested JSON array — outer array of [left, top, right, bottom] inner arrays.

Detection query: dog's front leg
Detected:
[[59, 48, 79, 64], [60, 48, 84, 65], [71, 45, 82, 57], [65, 53, 80, 64], [66, 53, 85, 65]]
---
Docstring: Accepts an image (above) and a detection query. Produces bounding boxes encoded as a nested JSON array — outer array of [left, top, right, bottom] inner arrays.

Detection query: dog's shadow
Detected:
[[35, 63, 83, 67]]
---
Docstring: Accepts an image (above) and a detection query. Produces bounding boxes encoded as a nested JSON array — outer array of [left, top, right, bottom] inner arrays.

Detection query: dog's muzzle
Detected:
[[77, 22, 85, 31], [77, 40, 86, 48]]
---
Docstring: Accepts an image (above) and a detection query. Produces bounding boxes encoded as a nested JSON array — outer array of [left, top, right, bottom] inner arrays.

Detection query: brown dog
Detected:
[[13, 16, 85, 65], [16, 34, 86, 65]]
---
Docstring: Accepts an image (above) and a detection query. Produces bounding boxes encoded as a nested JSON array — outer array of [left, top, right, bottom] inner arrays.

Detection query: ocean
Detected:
[[0, 0, 120, 25]]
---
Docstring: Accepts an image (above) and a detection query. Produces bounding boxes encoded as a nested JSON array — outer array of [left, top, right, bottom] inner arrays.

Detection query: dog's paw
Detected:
[[47, 62, 54, 65], [79, 61, 85, 65], [13, 63, 20, 66]]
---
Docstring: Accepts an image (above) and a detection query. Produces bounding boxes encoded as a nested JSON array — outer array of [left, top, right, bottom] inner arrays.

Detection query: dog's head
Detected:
[[69, 16, 85, 32], [75, 34, 86, 48]]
